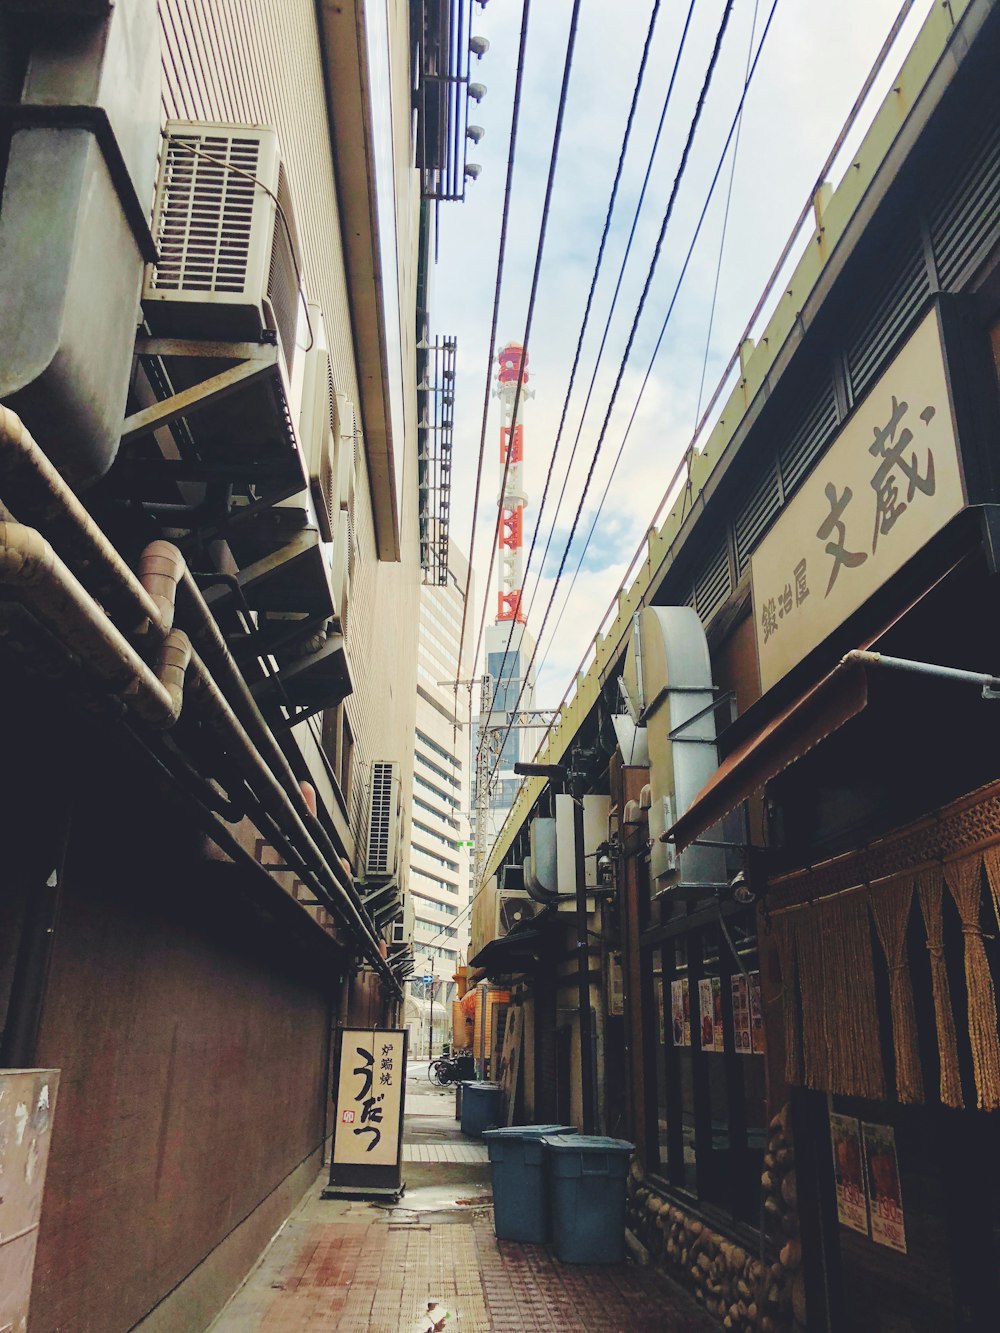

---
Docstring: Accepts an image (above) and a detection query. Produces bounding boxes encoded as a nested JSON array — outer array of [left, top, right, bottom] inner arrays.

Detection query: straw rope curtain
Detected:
[[868, 879, 923, 1104], [791, 892, 885, 1099], [769, 912, 803, 1086], [984, 846, 1000, 934], [944, 854, 1000, 1110], [915, 867, 964, 1109]]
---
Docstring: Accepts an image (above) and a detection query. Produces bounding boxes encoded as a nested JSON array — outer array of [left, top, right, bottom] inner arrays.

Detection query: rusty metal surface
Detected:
[[0, 1069, 60, 1333]]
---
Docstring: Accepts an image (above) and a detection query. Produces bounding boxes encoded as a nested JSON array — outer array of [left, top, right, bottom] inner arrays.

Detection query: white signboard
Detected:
[[327, 1028, 407, 1197], [751, 308, 964, 692]]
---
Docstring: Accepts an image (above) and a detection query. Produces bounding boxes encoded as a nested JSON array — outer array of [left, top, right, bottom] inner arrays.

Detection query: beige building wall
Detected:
[[409, 543, 473, 985], [158, 0, 421, 871]]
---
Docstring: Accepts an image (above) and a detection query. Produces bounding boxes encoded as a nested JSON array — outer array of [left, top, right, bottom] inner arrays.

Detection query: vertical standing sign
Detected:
[[324, 1027, 408, 1200]]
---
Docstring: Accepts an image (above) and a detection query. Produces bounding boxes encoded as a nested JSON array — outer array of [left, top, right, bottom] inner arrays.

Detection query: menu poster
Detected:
[[830, 1113, 869, 1236], [732, 976, 752, 1053], [712, 977, 725, 1052], [749, 970, 764, 1055], [671, 979, 688, 1047], [699, 978, 715, 1051], [863, 1122, 907, 1253], [657, 979, 666, 1046]]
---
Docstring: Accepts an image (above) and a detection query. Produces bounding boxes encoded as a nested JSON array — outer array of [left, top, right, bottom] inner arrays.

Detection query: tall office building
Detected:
[[408, 543, 474, 1001]]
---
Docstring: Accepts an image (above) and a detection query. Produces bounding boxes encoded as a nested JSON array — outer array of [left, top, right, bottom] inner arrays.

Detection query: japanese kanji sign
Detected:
[[751, 308, 964, 692], [331, 1028, 406, 1171]]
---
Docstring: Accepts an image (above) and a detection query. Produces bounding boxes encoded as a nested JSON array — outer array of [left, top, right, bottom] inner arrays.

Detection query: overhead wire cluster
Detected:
[[479, 0, 785, 806], [450, 0, 791, 920]]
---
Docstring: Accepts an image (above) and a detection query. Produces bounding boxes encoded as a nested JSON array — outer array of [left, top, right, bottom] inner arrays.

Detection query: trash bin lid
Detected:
[[541, 1135, 634, 1153], [461, 1081, 501, 1091], [482, 1124, 576, 1141]]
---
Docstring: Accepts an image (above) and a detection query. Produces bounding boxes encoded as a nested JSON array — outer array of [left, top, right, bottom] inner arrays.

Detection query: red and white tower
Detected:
[[492, 342, 532, 623]]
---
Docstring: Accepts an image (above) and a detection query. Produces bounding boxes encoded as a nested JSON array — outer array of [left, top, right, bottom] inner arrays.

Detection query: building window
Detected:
[[648, 909, 766, 1229]]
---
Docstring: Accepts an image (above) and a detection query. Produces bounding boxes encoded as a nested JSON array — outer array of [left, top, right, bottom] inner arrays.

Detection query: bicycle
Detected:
[[428, 1052, 474, 1086]]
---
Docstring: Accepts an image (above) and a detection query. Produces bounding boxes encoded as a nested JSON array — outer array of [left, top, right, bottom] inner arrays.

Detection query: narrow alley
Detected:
[[208, 1065, 717, 1333]]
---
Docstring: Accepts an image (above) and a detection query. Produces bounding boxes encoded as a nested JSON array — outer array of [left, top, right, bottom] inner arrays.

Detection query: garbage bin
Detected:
[[482, 1125, 577, 1242], [460, 1081, 503, 1138], [541, 1135, 634, 1263]]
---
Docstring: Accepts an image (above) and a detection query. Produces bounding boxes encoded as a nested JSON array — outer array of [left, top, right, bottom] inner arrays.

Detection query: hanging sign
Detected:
[[325, 1027, 408, 1200], [671, 978, 691, 1047], [751, 307, 964, 693]]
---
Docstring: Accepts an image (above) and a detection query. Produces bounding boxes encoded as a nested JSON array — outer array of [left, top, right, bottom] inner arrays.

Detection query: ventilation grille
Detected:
[[366, 761, 398, 876], [778, 376, 840, 500], [267, 163, 300, 379], [693, 537, 732, 622], [150, 132, 261, 293], [734, 462, 781, 575], [846, 237, 930, 402], [929, 117, 1000, 291]]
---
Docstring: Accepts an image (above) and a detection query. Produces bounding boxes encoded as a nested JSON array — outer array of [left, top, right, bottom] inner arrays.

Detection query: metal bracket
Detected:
[[121, 350, 280, 445]]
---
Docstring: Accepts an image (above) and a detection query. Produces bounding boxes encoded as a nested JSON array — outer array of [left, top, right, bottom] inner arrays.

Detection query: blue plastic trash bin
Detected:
[[541, 1135, 634, 1263], [460, 1081, 503, 1138], [482, 1125, 577, 1242]]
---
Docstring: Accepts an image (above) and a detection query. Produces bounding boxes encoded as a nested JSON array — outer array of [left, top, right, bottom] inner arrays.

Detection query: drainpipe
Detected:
[[574, 797, 597, 1134], [0, 408, 400, 995], [0, 522, 189, 727]]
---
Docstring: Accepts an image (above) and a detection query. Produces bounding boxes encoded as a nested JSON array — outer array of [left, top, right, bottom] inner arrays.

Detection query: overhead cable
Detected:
[[487, 0, 680, 718], [538, 0, 780, 677], [465, 0, 585, 707], [485, 0, 741, 793]]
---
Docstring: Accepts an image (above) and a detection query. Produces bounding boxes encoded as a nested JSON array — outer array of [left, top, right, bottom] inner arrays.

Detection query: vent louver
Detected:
[[693, 538, 732, 622], [929, 117, 1000, 291], [734, 462, 781, 575], [366, 761, 400, 877], [846, 237, 930, 402], [150, 132, 261, 293], [778, 377, 840, 501]]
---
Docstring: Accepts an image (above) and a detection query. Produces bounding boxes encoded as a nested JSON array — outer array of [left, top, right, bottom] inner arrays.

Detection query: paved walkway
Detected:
[[208, 1068, 716, 1333]]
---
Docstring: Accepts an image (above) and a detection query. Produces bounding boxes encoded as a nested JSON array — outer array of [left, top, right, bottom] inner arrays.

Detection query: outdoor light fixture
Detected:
[[730, 870, 756, 906], [466, 124, 485, 144], [469, 35, 490, 58], [468, 82, 487, 102], [464, 163, 482, 182]]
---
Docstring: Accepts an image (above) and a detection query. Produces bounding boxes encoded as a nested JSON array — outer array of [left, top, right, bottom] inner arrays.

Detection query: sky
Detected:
[[432, 0, 935, 714]]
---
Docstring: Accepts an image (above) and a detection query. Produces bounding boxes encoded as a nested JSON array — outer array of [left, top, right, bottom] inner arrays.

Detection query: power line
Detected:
[[492, 0, 698, 707], [486, 0, 677, 721], [537, 0, 779, 679], [466, 0, 585, 716], [454, 0, 533, 731], [484, 0, 741, 798]]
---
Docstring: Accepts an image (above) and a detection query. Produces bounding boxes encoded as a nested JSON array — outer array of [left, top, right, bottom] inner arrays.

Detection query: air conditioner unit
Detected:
[[144, 122, 301, 378], [366, 761, 400, 877], [497, 890, 540, 937], [296, 313, 338, 543], [390, 920, 407, 947]]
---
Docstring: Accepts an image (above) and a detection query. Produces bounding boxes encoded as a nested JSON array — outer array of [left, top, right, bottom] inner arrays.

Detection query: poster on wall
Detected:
[[671, 979, 691, 1046], [749, 971, 764, 1055], [325, 1028, 408, 1201], [699, 978, 715, 1050], [863, 1122, 907, 1253], [712, 976, 725, 1052], [829, 1113, 869, 1235], [657, 979, 666, 1046], [732, 976, 752, 1052]]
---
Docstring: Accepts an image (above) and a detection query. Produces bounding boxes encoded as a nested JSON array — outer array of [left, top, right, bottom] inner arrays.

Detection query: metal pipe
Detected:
[[573, 796, 597, 1134], [0, 523, 187, 728], [0, 408, 398, 994], [841, 648, 1000, 693]]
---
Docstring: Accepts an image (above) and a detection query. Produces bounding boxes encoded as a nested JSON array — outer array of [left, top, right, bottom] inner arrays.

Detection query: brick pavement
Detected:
[[211, 1207, 719, 1332], [209, 1069, 717, 1333]]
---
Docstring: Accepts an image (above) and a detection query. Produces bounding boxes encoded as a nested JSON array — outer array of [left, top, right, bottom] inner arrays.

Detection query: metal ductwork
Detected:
[[621, 607, 727, 898], [0, 0, 160, 485], [524, 813, 557, 904]]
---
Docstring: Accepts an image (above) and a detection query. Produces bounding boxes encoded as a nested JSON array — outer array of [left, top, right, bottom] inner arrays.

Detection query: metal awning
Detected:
[[667, 663, 868, 853], [469, 926, 544, 973]]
